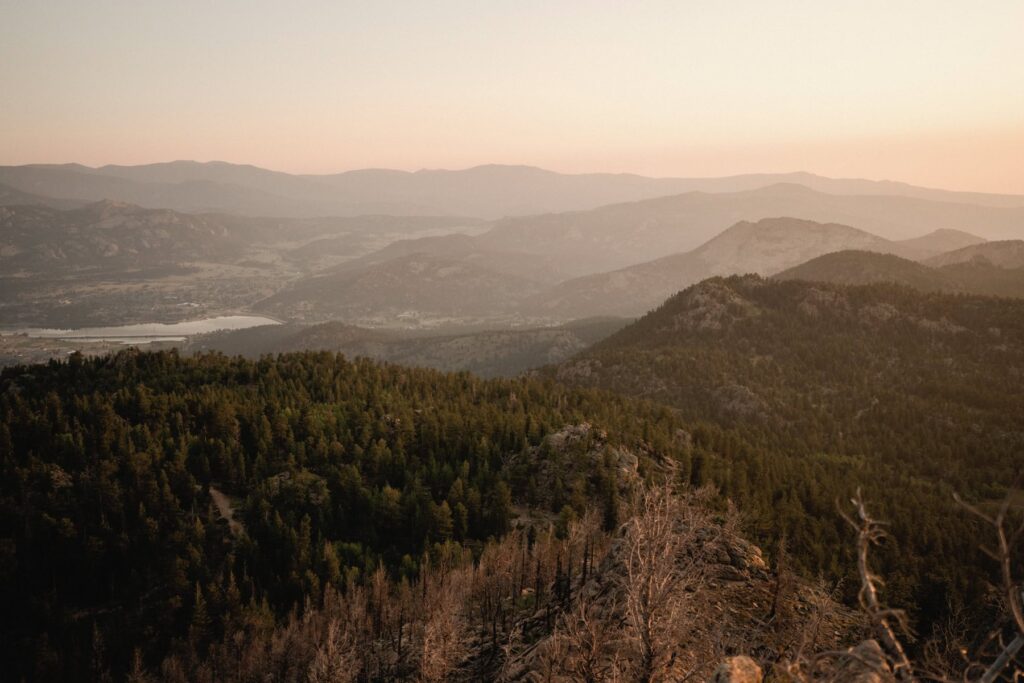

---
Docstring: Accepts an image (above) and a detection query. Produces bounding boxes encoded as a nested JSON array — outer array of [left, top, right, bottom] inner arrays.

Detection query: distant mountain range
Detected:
[[254, 214, 1015, 324], [470, 183, 1023, 274], [0, 200, 477, 276], [519, 218, 985, 318], [2, 160, 1023, 220], [4, 195, 1022, 328], [898, 228, 989, 255], [0, 200, 482, 327], [245, 178, 1024, 325], [203, 241, 1024, 370], [776, 251, 962, 292], [775, 243, 1024, 298], [5, 163, 1024, 329], [924, 240, 1024, 268], [188, 317, 628, 377], [257, 252, 547, 324], [0, 201, 244, 272], [322, 232, 570, 284], [0, 182, 83, 210]]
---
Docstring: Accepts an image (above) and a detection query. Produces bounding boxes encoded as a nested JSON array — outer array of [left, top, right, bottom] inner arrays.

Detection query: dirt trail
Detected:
[[209, 486, 244, 537]]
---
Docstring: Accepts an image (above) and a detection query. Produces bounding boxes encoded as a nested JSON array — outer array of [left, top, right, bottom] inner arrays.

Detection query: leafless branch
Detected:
[[839, 488, 916, 681]]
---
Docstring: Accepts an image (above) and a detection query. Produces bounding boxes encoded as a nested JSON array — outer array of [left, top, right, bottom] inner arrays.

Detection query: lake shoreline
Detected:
[[1, 315, 282, 344]]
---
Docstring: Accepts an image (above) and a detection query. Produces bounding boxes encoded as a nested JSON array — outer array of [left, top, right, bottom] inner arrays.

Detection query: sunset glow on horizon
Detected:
[[2, 0, 1022, 193]]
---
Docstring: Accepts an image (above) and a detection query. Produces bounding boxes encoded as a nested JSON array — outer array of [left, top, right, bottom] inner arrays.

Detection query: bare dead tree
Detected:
[[307, 617, 360, 683], [418, 567, 469, 683], [619, 484, 710, 683], [552, 593, 623, 683], [496, 622, 528, 682], [954, 492, 1024, 640], [469, 529, 521, 659], [953, 490, 1024, 683], [530, 630, 569, 683], [816, 486, 1024, 683], [839, 487, 916, 681], [767, 532, 794, 625]]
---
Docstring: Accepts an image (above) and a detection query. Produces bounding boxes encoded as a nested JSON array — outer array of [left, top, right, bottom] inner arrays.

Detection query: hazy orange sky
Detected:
[[2, 1, 1023, 193]]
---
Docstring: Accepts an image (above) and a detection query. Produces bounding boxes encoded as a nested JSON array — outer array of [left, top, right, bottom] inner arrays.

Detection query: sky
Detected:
[[2, 0, 1023, 193]]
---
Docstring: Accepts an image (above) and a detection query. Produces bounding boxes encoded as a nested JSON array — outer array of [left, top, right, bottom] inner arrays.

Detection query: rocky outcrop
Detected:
[[553, 357, 603, 382], [663, 278, 762, 332], [712, 382, 769, 419], [798, 286, 848, 318], [713, 656, 764, 683], [507, 423, 646, 511]]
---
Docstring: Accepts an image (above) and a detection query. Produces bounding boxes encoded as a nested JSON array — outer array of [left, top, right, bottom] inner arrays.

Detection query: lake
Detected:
[[5, 315, 281, 344]]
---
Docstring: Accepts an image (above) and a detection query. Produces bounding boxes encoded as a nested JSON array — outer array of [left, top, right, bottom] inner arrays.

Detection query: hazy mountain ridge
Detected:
[[5, 168, 1024, 333], [4, 191, 1014, 330], [0, 200, 481, 274], [0, 163, 343, 218], [897, 227, 987, 254], [0, 201, 244, 272], [776, 248, 1024, 298], [924, 239, 1024, 268], [283, 219, 487, 269], [0, 182, 83, 210], [3, 161, 1023, 220], [323, 231, 570, 284], [259, 197, 1008, 325], [255, 252, 548, 324], [775, 251, 955, 290], [474, 182, 1024, 274], [518, 217, 967, 319], [190, 317, 628, 377], [0, 201, 482, 327]]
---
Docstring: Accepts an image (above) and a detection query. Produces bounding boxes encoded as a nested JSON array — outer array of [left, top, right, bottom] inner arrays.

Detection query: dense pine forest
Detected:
[[2, 278, 1022, 679], [0, 350, 707, 680]]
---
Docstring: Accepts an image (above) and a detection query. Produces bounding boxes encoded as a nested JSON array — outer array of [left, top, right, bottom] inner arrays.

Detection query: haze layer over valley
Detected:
[[3, 162, 1023, 345]]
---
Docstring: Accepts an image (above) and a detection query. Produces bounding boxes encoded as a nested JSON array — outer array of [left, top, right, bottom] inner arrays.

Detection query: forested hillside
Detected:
[[1, 343, 1014, 680], [552, 276, 1024, 628], [3, 284, 1022, 678], [0, 350, 726, 680]]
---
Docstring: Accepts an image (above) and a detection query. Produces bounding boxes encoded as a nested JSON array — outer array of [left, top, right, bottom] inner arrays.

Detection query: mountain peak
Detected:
[[83, 198, 140, 212], [701, 216, 874, 246], [747, 182, 823, 196], [926, 239, 1024, 268], [428, 164, 555, 177], [925, 228, 983, 238]]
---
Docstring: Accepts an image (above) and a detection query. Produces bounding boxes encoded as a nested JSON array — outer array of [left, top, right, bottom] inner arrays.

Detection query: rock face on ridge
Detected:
[[714, 656, 764, 683]]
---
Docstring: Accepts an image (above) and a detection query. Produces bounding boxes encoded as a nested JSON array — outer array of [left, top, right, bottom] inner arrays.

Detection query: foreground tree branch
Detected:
[[953, 488, 1024, 683], [840, 488, 916, 681], [834, 486, 1024, 683]]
